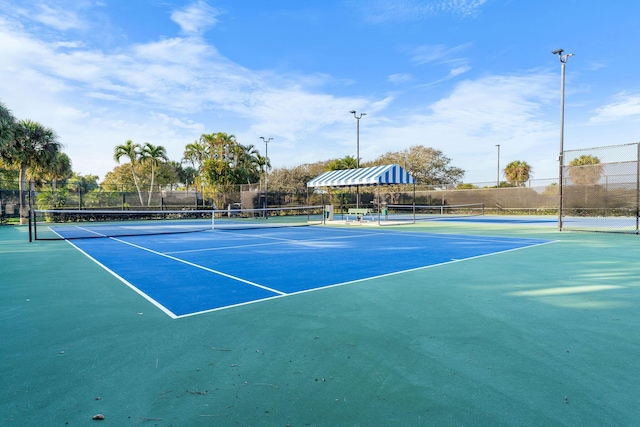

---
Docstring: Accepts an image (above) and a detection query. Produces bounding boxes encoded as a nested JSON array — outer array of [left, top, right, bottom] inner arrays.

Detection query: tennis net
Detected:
[[382, 203, 485, 224], [31, 206, 325, 240]]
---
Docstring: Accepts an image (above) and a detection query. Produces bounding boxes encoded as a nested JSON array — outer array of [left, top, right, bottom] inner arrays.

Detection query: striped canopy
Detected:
[[307, 164, 415, 188]]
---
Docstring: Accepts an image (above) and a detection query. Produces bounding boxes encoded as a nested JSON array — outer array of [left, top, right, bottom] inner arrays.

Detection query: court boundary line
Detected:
[[60, 227, 557, 319], [164, 230, 383, 254], [164, 227, 546, 255], [62, 239, 179, 318], [61, 233, 288, 319], [173, 239, 558, 318], [107, 236, 287, 296]]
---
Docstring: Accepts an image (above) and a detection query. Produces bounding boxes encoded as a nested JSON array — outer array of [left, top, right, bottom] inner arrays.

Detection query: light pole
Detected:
[[552, 48, 574, 231], [260, 136, 272, 213], [349, 110, 366, 207], [495, 144, 500, 187]]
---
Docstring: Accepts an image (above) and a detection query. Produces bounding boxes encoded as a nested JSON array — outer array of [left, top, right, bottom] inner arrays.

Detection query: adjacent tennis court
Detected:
[[64, 226, 552, 317]]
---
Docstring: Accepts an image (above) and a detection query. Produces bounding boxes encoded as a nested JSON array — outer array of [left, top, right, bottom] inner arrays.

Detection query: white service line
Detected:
[[109, 236, 287, 296], [165, 230, 383, 254]]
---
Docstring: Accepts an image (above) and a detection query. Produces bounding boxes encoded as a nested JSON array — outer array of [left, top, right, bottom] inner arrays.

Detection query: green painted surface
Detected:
[[1, 222, 639, 426]]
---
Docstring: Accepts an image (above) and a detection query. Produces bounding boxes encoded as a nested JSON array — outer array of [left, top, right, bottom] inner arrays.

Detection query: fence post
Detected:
[[636, 143, 639, 234]]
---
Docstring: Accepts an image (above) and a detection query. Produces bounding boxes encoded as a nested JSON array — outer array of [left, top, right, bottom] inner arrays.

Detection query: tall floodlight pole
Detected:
[[260, 137, 272, 212], [552, 48, 574, 231], [495, 144, 500, 187], [349, 110, 366, 208]]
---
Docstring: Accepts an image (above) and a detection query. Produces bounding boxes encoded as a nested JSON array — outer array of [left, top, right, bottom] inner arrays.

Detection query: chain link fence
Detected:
[[561, 142, 639, 233], [2, 143, 639, 233], [0, 183, 326, 224], [0, 189, 21, 224]]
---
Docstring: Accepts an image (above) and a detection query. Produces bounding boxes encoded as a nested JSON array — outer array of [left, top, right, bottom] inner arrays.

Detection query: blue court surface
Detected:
[[68, 226, 553, 318]]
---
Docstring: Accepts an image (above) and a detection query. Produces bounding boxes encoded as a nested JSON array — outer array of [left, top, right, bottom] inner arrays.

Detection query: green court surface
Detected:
[[1, 221, 639, 426]]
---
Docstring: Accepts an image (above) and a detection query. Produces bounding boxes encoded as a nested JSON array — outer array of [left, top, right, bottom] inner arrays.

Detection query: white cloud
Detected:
[[388, 73, 414, 85], [33, 4, 87, 31], [170, 1, 222, 35], [360, 72, 559, 182], [448, 65, 471, 78], [0, 9, 379, 176], [355, 0, 488, 23], [410, 43, 470, 65], [0, 2, 563, 184], [590, 92, 640, 123], [429, 74, 555, 140], [586, 61, 607, 71], [410, 44, 472, 83]]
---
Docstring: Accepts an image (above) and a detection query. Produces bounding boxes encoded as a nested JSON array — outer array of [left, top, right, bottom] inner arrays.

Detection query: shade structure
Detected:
[[307, 164, 415, 188]]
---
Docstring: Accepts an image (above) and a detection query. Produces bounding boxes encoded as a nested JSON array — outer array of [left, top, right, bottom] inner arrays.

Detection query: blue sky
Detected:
[[1, 0, 640, 184]]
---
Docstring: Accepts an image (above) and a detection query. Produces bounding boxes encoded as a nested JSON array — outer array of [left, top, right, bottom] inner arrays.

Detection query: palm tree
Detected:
[[183, 139, 211, 192], [51, 152, 73, 190], [199, 133, 228, 185], [113, 140, 144, 206], [29, 152, 73, 191], [183, 140, 208, 173], [231, 143, 261, 184], [178, 165, 197, 192], [327, 155, 358, 171], [2, 119, 61, 223], [0, 102, 15, 149], [255, 154, 271, 189], [140, 142, 168, 205], [567, 155, 603, 185], [0, 103, 17, 188], [503, 160, 532, 187]]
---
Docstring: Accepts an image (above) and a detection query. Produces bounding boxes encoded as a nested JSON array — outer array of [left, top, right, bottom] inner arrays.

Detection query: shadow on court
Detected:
[[1, 222, 639, 426]]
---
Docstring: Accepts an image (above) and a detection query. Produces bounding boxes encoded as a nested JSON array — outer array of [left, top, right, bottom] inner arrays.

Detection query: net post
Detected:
[[33, 210, 38, 240]]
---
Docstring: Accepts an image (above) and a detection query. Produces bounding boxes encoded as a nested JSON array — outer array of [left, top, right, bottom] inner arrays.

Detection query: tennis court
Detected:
[[2, 218, 640, 426], [63, 226, 551, 317]]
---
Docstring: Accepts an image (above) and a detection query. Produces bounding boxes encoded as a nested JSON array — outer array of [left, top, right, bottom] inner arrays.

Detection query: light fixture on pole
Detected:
[[552, 48, 574, 231], [260, 136, 272, 213], [349, 110, 366, 208]]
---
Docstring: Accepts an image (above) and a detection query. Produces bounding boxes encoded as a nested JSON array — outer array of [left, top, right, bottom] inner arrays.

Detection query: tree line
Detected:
[[1, 98, 604, 220], [0, 102, 67, 222]]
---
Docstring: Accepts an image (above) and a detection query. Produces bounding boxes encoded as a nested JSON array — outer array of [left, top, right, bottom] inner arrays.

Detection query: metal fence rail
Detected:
[[561, 142, 639, 233], [2, 142, 640, 234]]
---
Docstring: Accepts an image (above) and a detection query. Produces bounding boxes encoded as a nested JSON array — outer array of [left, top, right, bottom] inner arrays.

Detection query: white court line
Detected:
[[58, 224, 110, 238], [62, 239, 179, 318], [165, 227, 549, 255], [276, 239, 560, 298], [107, 236, 287, 296], [165, 230, 382, 254], [60, 226, 557, 319], [174, 239, 559, 318]]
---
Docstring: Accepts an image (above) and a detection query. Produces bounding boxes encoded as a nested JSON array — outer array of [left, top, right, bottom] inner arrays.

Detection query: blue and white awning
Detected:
[[307, 164, 415, 187]]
